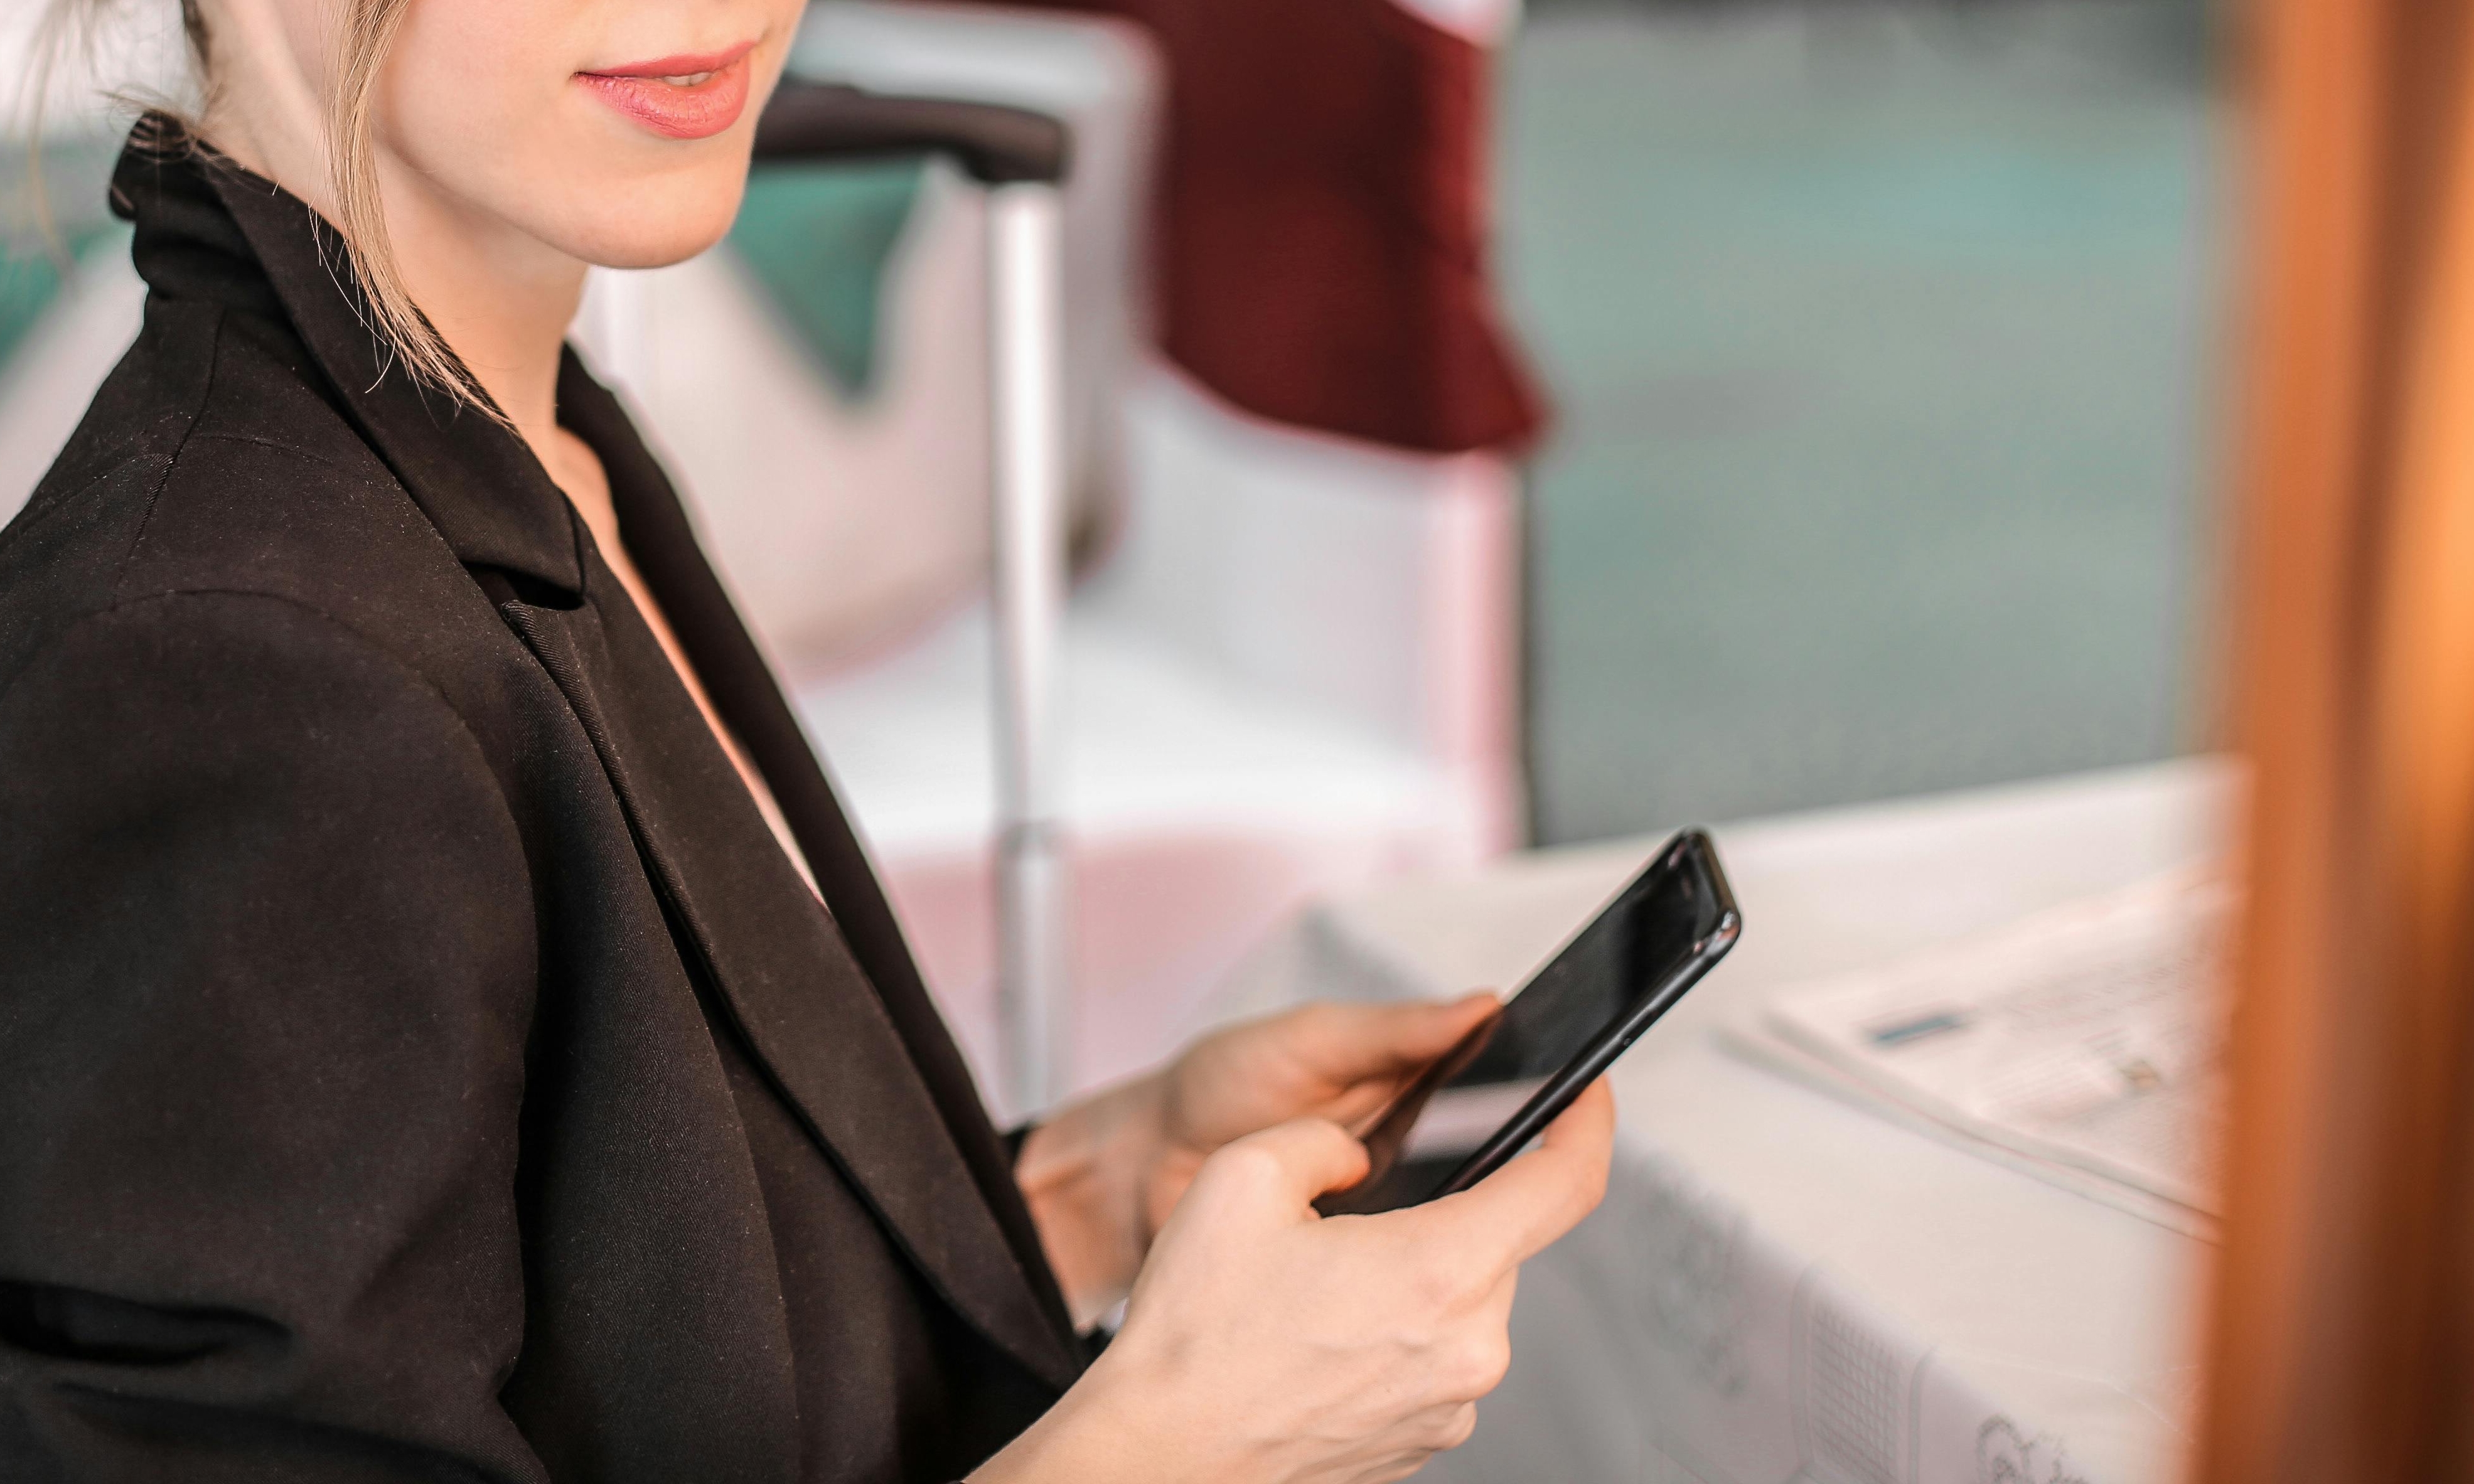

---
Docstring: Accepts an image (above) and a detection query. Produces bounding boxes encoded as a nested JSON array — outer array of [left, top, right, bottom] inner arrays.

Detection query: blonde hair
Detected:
[[30, 0, 483, 404]]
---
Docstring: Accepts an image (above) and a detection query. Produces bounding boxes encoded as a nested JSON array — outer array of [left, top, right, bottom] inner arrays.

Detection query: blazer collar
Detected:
[[113, 115, 587, 596]]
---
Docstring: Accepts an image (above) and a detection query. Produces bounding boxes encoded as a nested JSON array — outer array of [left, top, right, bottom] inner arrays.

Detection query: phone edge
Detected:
[[1428, 833, 1743, 1200]]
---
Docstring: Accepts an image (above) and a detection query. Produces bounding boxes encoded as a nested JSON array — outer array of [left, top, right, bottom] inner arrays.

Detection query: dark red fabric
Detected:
[[1007, 0, 1548, 453]]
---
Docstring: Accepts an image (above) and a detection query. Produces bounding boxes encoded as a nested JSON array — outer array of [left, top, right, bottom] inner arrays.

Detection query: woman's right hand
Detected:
[[977, 1079, 1616, 1484]]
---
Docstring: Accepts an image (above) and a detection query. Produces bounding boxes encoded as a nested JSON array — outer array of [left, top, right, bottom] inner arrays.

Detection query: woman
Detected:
[[0, 1, 1614, 1480]]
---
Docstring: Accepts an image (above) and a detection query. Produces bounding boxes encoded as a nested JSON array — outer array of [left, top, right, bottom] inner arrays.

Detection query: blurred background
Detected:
[[0, 0, 2232, 1106], [1507, 0, 2220, 841]]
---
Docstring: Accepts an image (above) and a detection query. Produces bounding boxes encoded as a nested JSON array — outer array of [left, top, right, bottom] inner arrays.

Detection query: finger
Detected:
[[1423, 1078, 1615, 1267], [1211, 1116, 1371, 1210], [1291, 993, 1502, 1085]]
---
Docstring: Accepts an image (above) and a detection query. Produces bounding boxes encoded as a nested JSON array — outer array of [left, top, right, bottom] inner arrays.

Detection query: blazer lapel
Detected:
[[497, 577, 1082, 1391], [554, 361, 1080, 1350]]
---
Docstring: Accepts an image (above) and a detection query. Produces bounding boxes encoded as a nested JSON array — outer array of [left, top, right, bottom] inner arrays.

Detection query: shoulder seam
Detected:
[[0, 309, 219, 569], [115, 304, 224, 597], [187, 430, 361, 478]]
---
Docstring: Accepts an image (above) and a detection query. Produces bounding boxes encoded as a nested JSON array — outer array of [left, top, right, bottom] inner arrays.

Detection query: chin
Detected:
[[558, 171, 751, 271], [574, 188, 747, 269], [588, 228, 739, 272]]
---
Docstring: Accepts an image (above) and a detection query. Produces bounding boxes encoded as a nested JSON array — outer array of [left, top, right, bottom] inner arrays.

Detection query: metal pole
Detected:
[[987, 182, 1072, 1117]]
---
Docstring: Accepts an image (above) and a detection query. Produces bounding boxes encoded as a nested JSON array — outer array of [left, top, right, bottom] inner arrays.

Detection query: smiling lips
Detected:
[[577, 41, 758, 140]]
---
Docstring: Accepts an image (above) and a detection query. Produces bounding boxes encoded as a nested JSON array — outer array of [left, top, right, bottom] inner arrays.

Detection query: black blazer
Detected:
[[0, 122, 1081, 1482]]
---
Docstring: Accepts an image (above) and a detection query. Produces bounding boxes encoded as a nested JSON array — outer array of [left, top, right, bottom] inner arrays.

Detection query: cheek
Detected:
[[373, 0, 758, 270], [375, 0, 567, 183]]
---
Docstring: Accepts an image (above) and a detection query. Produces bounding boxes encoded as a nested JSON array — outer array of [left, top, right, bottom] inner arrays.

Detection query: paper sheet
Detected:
[[1735, 870, 2234, 1225]]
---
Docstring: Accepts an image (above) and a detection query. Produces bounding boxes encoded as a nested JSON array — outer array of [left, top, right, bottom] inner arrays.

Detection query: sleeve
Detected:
[[0, 591, 549, 1483]]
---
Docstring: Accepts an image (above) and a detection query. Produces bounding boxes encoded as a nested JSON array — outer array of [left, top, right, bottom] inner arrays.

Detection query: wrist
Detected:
[[1015, 1076, 1170, 1326], [971, 1342, 1203, 1484]]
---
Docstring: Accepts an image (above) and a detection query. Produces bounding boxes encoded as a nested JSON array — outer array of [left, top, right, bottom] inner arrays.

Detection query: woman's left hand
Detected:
[[1015, 994, 1501, 1327]]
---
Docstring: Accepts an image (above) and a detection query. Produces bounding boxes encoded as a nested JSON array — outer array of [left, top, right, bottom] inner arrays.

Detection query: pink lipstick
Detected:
[[577, 41, 758, 141]]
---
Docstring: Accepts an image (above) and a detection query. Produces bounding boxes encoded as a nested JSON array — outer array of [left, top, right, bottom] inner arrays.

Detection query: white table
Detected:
[[1203, 760, 2230, 1484]]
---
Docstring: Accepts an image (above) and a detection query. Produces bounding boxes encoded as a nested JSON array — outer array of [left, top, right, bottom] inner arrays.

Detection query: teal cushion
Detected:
[[0, 225, 123, 375], [728, 159, 925, 400], [1, 142, 127, 374]]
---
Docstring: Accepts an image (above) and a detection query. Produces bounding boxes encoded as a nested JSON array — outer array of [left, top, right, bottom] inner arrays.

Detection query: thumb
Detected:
[[1398, 991, 1507, 1059], [1203, 1117, 1371, 1215], [1427, 1077, 1616, 1269], [1302, 992, 1502, 1083]]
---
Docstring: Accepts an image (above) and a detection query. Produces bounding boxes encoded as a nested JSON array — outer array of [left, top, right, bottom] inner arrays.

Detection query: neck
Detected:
[[367, 149, 588, 445], [199, 48, 585, 465]]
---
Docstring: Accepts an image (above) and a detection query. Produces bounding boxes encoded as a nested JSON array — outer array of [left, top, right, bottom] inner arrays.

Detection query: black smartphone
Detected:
[[1314, 830, 1740, 1216]]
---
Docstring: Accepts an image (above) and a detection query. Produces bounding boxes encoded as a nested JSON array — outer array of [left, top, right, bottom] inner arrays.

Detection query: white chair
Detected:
[[786, 363, 1526, 1109]]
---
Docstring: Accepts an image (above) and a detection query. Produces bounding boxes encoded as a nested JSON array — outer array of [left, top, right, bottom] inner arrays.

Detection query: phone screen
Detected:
[[1315, 833, 1735, 1215]]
